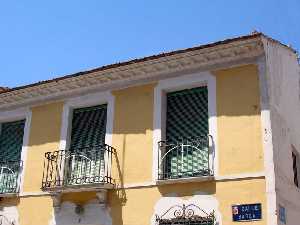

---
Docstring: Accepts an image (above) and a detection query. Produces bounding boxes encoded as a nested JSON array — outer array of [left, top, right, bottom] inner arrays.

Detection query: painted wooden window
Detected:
[[165, 86, 209, 178], [0, 120, 25, 193], [70, 105, 107, 150], [65, 105, 107, 185], [166, 86, 208, 141], [0, 120, 25, 161]]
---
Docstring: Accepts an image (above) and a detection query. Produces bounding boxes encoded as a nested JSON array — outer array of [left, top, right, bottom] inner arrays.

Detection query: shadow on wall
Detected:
[[109, 84, 156, 225], [157, 181, 216, 198]]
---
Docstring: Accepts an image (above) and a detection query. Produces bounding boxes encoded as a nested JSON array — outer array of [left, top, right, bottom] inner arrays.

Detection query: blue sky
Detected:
[[0, 0, 299, 88]]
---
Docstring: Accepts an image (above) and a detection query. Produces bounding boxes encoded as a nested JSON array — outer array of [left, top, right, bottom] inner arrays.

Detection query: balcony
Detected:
[[0, 160, 22, 195], [41, 144, 115, 192], [157, 136, 214, 182]]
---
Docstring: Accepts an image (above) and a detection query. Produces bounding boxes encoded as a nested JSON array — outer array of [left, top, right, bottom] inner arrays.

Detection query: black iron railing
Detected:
[[156, 204, 215, 225], [41, 145, 115, 190], [0, 160, 22, 194], [158, 136, 213, 180]]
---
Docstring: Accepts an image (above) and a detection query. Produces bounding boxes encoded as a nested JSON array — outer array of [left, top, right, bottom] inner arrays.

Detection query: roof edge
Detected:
[[0, 32, 264, 95]]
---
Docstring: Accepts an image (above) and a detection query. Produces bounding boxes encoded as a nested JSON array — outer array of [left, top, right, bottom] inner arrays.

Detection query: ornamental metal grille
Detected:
[[156, 204, 215, 225], [0, 160, 22, 194], [158, 136, 213, 180], [41, 145, 115, 189]]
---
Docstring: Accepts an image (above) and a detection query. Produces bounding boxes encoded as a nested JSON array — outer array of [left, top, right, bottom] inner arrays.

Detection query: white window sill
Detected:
[[0, 192, 18, 198], [42, 183, 114, 194], [156, 176, 214, 185]]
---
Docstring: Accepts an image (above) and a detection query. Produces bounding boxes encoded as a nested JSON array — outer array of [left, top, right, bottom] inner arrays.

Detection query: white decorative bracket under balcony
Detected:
[[50, 189, 108, 210]]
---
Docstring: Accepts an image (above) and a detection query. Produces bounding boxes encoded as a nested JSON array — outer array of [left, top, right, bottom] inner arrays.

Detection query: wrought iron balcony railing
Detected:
[[158, 136, 214, 180], [0, 160, 22, 195], [41, 144, 115, 190]]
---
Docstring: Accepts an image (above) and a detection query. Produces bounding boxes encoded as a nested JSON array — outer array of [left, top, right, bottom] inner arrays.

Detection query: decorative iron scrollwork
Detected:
[[41, 145, 115, 190], [156, 204, 215, 225], [0, 215, 15, 225]]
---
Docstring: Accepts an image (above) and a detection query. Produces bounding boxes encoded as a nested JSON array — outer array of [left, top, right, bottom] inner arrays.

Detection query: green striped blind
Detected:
[[0, 120, 25, 161], [70, 105, 107, 150], [166, 86, 208, 142], [165, 86, 208, 177]]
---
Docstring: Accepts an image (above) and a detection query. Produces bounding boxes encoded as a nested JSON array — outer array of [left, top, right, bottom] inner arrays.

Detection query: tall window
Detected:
[[65, 105, 107, 185], [166, 86, 208, 142], [70, 105, 107, 150], [0, 120, 25, 193], [292, 151, 299, 188], [159, 86, 210, 179]]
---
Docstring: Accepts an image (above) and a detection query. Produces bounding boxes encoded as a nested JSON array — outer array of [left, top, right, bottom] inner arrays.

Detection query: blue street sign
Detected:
[[232, 203, 262, 222]]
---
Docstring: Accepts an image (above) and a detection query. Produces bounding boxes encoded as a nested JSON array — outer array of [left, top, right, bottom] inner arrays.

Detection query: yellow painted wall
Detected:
[[109, 178, 267, 225], [112, 83, 156, 185], [214, 65, 264, 175], [0, 65, 266, 225], [23, 102, 64, 192], [111, 64, 264, 185], [18, 196, 53, 225]]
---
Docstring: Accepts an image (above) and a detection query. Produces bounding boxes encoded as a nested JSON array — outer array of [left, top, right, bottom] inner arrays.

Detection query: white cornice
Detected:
[[0, 37, 264, 110]]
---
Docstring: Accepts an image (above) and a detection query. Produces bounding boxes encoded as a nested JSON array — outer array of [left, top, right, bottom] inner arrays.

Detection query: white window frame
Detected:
[[152, 71, 218, 181], [59, 91, 115, 183], [0, 107, 32, 194]]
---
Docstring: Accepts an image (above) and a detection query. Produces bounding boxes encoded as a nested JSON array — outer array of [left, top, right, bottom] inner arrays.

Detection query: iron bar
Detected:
[[41, 145, 115, 189]]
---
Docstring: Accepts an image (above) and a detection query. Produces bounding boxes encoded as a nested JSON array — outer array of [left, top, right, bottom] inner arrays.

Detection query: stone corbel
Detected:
[[96, 190, 107, 206], [51, 193, 62, 210]]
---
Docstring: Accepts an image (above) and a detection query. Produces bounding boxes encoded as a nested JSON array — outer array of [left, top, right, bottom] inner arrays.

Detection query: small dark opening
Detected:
[[292, 152, 299, 187]]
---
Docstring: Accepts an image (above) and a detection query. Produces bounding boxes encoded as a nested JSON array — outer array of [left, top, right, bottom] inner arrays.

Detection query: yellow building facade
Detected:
[[0, 33, 299, 225]]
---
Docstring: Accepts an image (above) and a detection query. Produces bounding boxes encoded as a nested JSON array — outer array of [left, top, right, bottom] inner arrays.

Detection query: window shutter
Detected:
[[165, 86, 209, 178], [70, 105, 107, 150], [166, 86, 208, 142], [0, 120, 25, 161]]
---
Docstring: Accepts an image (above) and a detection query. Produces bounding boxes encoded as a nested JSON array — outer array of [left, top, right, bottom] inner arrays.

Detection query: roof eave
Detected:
[[0, 34, 265, 110]]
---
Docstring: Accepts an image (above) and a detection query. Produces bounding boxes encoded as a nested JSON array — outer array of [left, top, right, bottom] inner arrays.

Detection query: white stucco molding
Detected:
[[152, 193, 222, 225], [257, 54, 277, 225], [49, 200, 112, 225], [59, 91, 115, 151], [0, 37, 264, 110], [152, 71, 218, 181]]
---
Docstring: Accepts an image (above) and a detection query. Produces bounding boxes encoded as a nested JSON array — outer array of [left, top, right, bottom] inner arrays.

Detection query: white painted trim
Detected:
[[152, 71, 218, 181], [0, 107, 32, 194], [156, 176, 214, 185], [19, 191, 52, 197], [58, 91, 115, 184], [257, 56, 277, 225], [260, 109, 277, 225], [59, 91, 115, 151], [19, 110, 32, 193], [152, 192, 222, 225], [1, 171, 265, 198], [214, 171, 265, 181], [0, 107, 29, 123]]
